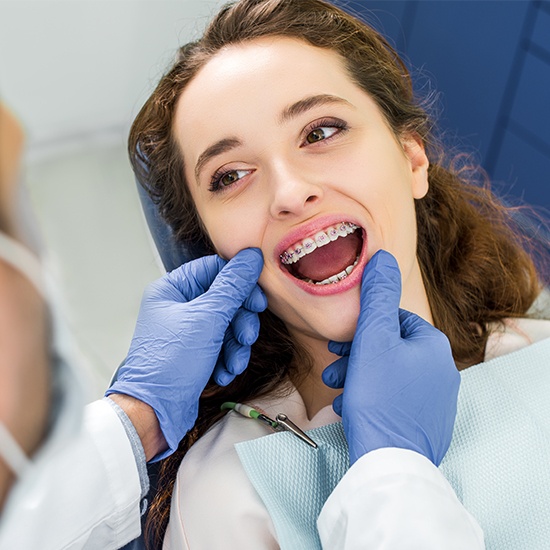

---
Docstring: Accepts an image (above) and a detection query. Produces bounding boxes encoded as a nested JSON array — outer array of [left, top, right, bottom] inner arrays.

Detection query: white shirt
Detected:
[[164, 317, 550, 550]]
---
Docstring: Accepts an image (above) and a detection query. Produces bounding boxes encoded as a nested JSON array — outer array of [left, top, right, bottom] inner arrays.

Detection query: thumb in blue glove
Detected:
[[322, 250, 460, 466], [106, 248, 267, 460]]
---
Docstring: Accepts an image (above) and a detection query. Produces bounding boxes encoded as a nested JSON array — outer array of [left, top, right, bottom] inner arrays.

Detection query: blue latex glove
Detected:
[[322, 250, 460, 466], [106, 248, 267, 459]]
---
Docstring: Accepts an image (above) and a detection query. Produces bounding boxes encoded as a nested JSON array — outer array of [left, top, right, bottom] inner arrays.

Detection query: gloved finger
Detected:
[[226, 344, 252, 377], [242, 284, 268, 313], [164, 254, 227, 301], [399, 310, 455, 374], [322, 356, 349, 388], [231, 308, 261, 346], [213, 328, 237, 385], [328, 340, 352, 357], [213, 360, 235, 387], [355, 250, 402, 352], [399, 308, 439, 341], [332, 393, 343, 417], [222, 326, 252, 376], [203, 248, 264, 322]]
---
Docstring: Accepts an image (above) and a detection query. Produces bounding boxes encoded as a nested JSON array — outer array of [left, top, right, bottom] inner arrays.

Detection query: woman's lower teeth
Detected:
[[305, 257, 359, 285]]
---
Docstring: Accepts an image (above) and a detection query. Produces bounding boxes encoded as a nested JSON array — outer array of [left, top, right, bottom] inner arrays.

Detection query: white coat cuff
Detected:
[[84, 400, 142, 545]]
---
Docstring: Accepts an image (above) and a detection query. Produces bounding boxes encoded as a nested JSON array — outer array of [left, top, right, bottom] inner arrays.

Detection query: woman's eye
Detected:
[[210, 169, 251, 192], [220, 170, 243, 186], [305, 126, 341, 144]]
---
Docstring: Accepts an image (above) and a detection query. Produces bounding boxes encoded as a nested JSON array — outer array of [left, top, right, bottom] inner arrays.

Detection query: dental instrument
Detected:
[[221, 402, 318, 449]]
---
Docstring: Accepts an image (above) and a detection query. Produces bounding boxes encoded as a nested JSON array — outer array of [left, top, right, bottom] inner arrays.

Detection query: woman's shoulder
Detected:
[[163, 406, 279, 549], [485, 317, 550, 361]]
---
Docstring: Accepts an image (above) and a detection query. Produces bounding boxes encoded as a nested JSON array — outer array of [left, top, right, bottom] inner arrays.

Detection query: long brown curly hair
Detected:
[[127, 0, 547, 545]]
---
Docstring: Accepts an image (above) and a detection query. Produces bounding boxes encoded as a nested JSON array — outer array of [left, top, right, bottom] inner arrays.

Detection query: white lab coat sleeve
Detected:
[[317, 448, 485, 549], [0, 399, 142, 550]]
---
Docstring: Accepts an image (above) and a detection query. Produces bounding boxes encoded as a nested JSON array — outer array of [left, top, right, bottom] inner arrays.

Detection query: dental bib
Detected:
[[236, 338, 550, 550]]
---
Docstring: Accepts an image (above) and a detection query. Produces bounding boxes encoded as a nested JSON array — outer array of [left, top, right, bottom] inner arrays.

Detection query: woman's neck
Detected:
[[291, 335, 342, 420]]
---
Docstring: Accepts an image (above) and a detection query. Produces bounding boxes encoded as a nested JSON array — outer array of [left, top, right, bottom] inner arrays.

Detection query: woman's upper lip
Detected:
[[274, 214, 364, 260]]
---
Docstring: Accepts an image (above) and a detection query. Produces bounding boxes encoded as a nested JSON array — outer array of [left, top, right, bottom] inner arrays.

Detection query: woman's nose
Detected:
[[268, 163, 323, 219]]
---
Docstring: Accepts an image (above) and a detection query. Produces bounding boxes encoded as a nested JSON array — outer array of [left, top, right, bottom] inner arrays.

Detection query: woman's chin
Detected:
[[325, 323, 357, 344], [308, 314, 359, 346]]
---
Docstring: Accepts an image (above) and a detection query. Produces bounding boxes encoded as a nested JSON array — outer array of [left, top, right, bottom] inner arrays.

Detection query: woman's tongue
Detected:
[[290, 232, 360, 282]]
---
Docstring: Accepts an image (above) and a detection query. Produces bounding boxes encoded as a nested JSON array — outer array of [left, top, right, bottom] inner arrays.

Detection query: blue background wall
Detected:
[[348, 0, 550, 209]]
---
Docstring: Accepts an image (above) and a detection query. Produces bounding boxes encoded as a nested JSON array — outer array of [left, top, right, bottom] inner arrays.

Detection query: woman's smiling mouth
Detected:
[[278, 220, 367, 293]]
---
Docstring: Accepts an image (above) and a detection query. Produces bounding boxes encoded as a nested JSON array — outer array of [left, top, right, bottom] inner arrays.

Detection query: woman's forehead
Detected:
[[174, 37, 361, 148]]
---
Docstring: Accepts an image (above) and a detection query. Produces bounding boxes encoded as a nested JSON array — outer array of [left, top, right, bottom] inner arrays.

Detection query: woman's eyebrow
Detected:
[[195, 137, 242, 182], [278, 94, 353, 124]]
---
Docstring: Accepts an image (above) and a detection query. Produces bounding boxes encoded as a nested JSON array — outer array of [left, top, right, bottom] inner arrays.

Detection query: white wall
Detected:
[[0, 0, 224, 156]]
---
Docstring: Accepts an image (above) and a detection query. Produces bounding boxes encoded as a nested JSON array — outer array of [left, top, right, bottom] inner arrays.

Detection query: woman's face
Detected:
[[174, 37, 431, 349]]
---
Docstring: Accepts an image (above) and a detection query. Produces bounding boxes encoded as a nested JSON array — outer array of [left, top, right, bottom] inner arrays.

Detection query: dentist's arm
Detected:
[[318, 251, 484, 549]]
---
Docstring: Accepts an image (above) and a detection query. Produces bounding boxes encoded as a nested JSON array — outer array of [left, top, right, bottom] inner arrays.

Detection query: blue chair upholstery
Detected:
[[136, 177, 208, 272]]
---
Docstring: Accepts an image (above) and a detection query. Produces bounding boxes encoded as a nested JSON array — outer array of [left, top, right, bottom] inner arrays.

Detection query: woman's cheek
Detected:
[[210, 228, 262, 260]]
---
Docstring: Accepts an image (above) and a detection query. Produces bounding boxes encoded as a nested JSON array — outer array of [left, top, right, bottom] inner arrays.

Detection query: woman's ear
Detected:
[[401, 134, 429, 200]]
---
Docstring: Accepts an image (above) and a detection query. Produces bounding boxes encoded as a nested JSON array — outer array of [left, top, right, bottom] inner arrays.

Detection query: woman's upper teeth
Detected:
[[280, 222, 360, 265]]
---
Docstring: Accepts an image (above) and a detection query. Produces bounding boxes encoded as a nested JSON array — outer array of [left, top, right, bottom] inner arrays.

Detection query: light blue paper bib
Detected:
[[236, 338, 550, 550]]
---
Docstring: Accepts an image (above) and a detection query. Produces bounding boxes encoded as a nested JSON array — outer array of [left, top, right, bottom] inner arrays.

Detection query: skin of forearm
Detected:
[[107, 393, 168, 462]]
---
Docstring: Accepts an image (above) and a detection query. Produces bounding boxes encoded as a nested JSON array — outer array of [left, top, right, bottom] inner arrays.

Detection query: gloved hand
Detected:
[[322, 250, 460, 466], [106, 248, 267, 460]]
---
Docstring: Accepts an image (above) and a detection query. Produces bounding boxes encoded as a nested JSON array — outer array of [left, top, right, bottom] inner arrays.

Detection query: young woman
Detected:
[[128, 0, 549, 547]]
